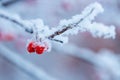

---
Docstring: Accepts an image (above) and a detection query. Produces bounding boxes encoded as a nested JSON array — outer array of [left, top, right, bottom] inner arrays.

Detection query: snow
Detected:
[[0, 2, 116, 51], [55, 2, 116, 40]]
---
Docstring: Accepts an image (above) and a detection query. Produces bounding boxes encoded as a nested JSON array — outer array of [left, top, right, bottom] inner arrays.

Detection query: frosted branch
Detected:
[[0, 2, 116, 44], [0, 9, 33, 33], [0, 2, 116, 53], [0, 0, 20, 7], [48, 3, 99, 38], [49, 2, 116, 40], [0, 44, 57, 80]]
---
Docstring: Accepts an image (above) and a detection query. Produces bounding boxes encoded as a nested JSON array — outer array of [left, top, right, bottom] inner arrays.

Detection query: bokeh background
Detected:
[[0, 0, 120, 80]]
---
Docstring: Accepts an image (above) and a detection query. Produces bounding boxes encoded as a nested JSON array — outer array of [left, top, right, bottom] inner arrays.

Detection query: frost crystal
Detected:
[[56, 2, 116, 39], [0, 2, 116, 53]]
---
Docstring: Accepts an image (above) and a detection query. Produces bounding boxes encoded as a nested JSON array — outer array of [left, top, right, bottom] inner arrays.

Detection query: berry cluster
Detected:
[[27, 41, 46, 54]]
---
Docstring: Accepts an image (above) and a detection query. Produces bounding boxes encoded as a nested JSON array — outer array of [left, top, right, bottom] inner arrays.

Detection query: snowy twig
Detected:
[[0, 10, 33, 33], [50, 2, 116, 40], [48, 8, 94, 39], [0, 44, 57, 80], [0, 2, 116, 53], [0, 2, 116, 41], [0, 0, 20, 7]]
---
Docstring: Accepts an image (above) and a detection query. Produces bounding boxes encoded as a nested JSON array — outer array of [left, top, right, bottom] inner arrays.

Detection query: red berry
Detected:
[[35, 45, 45, 54], [27, 41, 35, 53], [0, 32, 2, 40], [4, 34, 14, 41]]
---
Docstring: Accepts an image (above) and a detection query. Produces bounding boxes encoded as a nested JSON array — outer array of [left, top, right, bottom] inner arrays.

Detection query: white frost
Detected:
[[0, 2, 116, 49], [56, 2, 116, 40]]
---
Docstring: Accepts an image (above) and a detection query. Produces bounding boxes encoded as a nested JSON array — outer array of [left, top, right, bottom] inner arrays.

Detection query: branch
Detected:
[[48, 8, 94, 39], [0, 2, 116, 44], [0, 44, 57, 80], [0, 10, 33, 33], [48, 2, 115, 40], [0, 0, 21, 7]]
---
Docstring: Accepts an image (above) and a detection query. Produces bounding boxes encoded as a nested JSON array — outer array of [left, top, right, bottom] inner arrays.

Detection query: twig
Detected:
[[0, 2, 115, 43], [0, 44, 57, 80], [48, 8, 94, 39], [0, 12, 33, 33], [1, 0, 21, 7], [0, 5, 94, 42]]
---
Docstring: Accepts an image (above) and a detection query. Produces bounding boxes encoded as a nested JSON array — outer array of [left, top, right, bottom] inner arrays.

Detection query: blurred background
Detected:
[[0, 0, 120, 80]]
